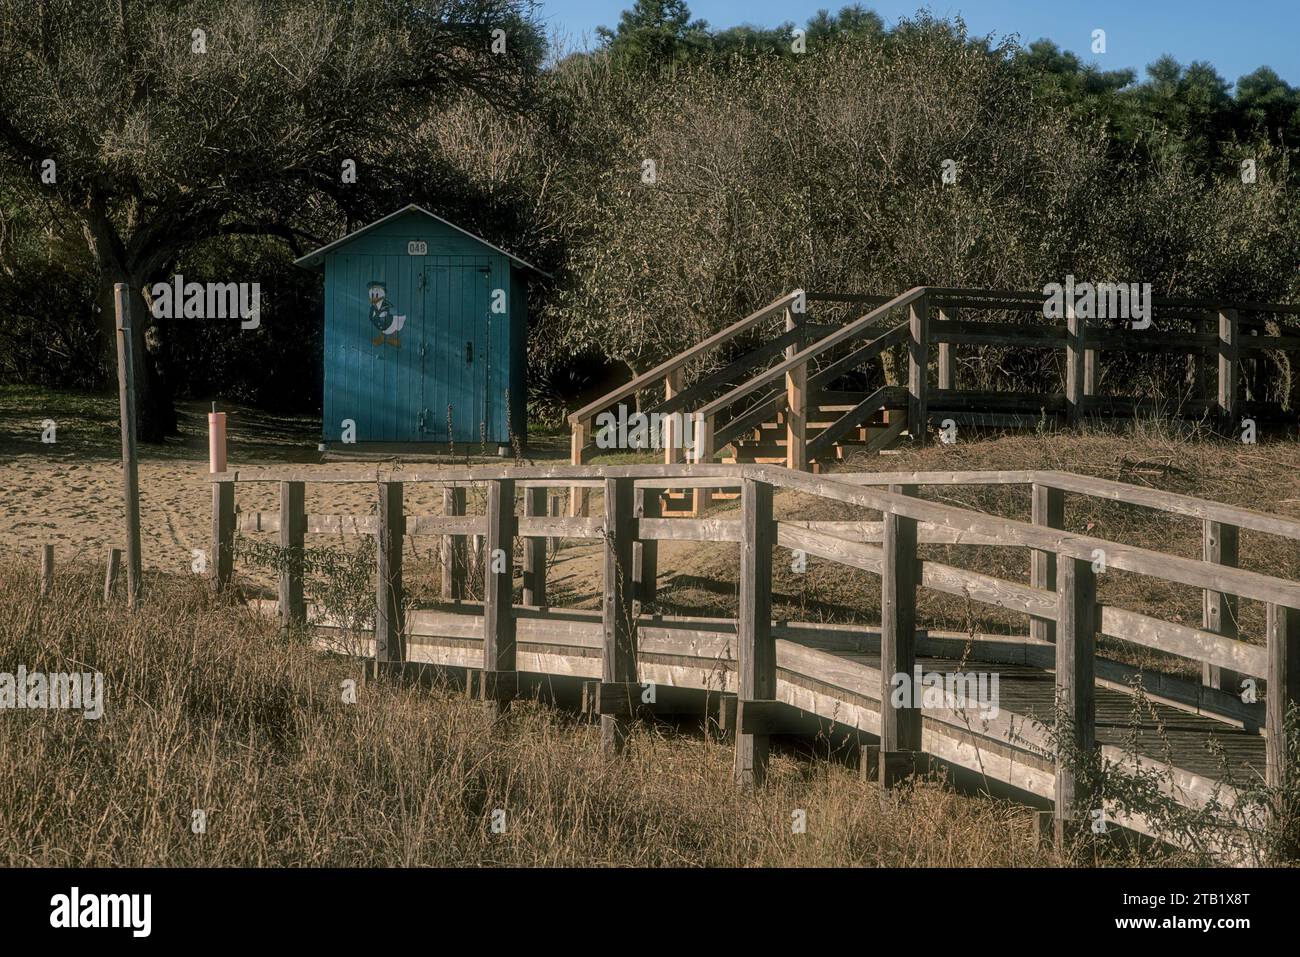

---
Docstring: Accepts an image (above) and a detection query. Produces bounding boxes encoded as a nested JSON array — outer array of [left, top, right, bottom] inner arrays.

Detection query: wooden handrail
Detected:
[[698, 287, 926, 419], [566, 290, 801, 425]]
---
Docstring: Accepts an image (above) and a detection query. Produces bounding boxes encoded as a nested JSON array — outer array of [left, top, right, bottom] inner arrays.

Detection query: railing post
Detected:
[[907, 296, 929, 443], [1054, 555, 1097, 847], [1202, 520, 1242, 698], [692, 413, 715, 515], [570, 418, 591, 517], [880, 483, 921, 785], [1266, 603, 1300, 793], [1066, 300, 1086, 428], [278, 480, 306, 629], [483, 478, 518, 716], [1030, 483, 1064, 644], [937, 307, 955, 391], [523, 485, 547, 607], [375, 481, 405, 668], [39, 544, 53, 597], [663, 369, 684, 466], [785, 307, 808, 471], [441, 486, 467, 601], [602, 476, 638, 755], [735, 478, 775, 788], [211, 481, 235, 594], [633, 486, 659, 612], [104, 547, 122, 602], [1218, 308, 1239, 432]]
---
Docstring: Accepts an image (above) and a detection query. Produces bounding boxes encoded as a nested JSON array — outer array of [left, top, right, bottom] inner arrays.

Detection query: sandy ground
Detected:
[[0, 395, 589, 587]]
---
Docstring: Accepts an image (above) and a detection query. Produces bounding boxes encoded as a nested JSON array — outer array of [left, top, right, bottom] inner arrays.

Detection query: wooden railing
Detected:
[[209, 462, 1300, 848], [568, 287, 1300, 495]]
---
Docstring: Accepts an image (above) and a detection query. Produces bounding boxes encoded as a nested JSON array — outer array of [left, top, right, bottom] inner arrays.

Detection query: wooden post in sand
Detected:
[[104, 547, 122, 601], [113, 283, 142, 606], [40, 544, 54, 597]]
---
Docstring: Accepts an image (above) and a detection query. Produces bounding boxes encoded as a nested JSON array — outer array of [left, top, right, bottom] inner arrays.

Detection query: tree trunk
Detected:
[[96, 267, 177, 443]]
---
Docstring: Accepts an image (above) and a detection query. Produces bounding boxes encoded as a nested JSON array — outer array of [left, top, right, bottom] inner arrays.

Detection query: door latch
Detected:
[[465, 340, 473, 364]]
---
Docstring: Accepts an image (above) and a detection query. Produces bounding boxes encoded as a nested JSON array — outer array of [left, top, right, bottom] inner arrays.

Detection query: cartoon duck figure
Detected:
[[367, 281, 406, 347]]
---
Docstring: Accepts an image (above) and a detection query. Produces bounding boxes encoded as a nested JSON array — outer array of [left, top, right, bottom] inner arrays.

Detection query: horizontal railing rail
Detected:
[[566, 286, 1300, 492], [214, 460, 1298, 856]]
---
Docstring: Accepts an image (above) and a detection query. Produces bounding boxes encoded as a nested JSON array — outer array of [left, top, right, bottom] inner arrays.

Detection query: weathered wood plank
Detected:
[[569, 291, 799, 424], [908, 297, 929, 443], [523, 486, 547, 607], [278, 481, 306, 629], [483, 478, 517, 715], [736, 478, 776, 787], [1055, 556, 1097, 840], [441, 486, 467, 601], [1031, 483, 1064, 644], [1266, 603, 1300, 790], [880, 484, 921, 754], [211, 483, 234, 594], [633, 487, 659, 611], [602, 477, 638, 754], [375, 482, 404, 664]]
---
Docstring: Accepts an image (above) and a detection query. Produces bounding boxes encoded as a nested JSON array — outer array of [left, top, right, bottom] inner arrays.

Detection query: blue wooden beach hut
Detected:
[[295, 205, 546, 448]]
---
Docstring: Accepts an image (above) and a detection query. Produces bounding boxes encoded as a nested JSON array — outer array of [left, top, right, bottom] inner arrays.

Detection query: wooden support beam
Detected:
[[278, 481, 306, 629], [785, 306, 808, 471], [712, 694, 738, 742], [735, 478, 776, 787], [1054, 556, 1097, 846], [1266, 603, 1300, 792], [375, 481, 405, 665], [693, 414, 715, 514], [465, 668, 481, 700], [523, 486, 547, 607], [736, 698, 802, 735], [1218, 309, 1239, 431], [586, 681, 649, 717], [113, 284, 142, 606], [663, 368, 684, 466], [39, 544, 53, 597], [211, 483, 235, 594], [104, 547, 121, 602], [441, 486, 467, 601], [570, 419, 590, 518], [907, 296, 929, 443], [880, 484, 921, 761], [483, 478, 517, 716], [633, 486, 659, 612], [1202, 520, 1242, 701], [1066, 302, 1086, 428], [602, 476, 637, 754], [1030, 483, 1064, 644], [937, 307, 955, 390], [861, 744, 929, 788]]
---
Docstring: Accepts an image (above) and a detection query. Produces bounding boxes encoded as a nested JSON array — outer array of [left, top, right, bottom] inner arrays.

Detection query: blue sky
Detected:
[[537, 0, 1300, 88]]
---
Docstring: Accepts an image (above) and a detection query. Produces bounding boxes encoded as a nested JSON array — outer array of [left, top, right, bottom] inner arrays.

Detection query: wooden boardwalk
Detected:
[[217, 461, 1300, 858]]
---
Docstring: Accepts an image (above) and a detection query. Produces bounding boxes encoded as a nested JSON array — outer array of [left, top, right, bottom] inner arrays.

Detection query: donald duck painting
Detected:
[[367, 280, 406, 347]]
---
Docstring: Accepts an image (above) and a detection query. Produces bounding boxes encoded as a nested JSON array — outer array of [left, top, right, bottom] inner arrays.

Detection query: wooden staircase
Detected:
[[724, 402, 902, 471]]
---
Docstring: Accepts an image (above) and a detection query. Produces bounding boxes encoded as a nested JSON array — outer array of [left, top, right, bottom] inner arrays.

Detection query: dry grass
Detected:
[[0, 559, 1057, 867]]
